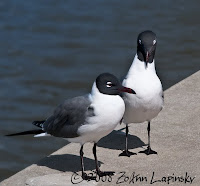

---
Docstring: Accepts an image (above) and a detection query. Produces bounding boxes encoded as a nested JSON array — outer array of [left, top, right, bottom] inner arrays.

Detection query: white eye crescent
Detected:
[[139, 39, 142, 44], [153, 40, 156, 45], [106, 81, 112, 88]]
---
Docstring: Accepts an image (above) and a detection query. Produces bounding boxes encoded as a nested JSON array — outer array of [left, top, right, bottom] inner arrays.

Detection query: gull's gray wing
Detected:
[[43, 95, 94, 138]]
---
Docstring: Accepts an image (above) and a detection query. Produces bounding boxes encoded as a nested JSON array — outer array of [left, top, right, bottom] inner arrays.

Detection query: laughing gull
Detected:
[[119, 31, 164, 157], [7, 73, 136, 179]]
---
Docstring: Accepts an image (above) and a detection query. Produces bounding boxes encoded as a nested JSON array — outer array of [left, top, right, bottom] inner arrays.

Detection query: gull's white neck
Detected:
[[89, 82, 125, 110], [127, 54, 156, 76], [89, 82, 106, 101], [89, 82, 125, 116]]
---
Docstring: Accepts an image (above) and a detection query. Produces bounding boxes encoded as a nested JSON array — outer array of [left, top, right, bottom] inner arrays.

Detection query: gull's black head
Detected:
[[137, 30, 157, 68], [96, 73, 136, 95]]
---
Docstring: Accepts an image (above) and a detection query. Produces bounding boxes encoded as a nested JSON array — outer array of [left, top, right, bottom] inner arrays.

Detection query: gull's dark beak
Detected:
[[119, 86, 136, 94], [145, 51, 149, 68]]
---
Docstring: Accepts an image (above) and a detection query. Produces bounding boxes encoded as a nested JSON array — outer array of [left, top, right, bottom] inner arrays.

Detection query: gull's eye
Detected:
[[106, 81, 113, 88], [153, 39, 156, 45], [139, 39, 142, 44]]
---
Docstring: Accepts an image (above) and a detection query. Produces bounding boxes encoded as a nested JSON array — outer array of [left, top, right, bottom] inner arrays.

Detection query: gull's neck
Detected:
[[127, 54, 156, 76]]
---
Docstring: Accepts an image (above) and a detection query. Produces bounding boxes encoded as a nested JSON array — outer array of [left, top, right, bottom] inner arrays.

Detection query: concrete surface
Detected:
[[1, 70, 200, 186]]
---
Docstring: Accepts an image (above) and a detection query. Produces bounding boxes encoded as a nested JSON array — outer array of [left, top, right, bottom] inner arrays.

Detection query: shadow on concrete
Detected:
[[37, 154, 102, 172], [98, 128, 146, 151], [36, 127, 145, 172]]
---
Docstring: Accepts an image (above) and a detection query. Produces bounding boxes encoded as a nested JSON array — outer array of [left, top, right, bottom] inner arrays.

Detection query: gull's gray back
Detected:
[[43, 95, 93, 138]]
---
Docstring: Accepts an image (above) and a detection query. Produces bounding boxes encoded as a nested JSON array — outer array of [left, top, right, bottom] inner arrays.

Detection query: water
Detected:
[[0, 0, 199, 182]]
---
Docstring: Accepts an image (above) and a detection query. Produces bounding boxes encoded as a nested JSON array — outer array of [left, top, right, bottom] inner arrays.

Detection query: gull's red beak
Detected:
[[119, 86, 136, 94]]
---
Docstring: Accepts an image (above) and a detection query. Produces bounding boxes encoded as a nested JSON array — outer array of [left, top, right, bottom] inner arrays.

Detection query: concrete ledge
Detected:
[[1, 71, 200, 186]]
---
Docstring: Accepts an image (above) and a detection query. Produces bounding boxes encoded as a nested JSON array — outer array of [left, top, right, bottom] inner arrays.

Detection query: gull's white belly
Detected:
[[67, 95, 125, 144], [122, 69, 163, 124], [123, 93, 163, 123]]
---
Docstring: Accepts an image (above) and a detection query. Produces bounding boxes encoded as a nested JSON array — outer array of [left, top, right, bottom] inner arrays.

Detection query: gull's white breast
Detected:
[[123, 60, 163, 124], [67, 86, 125, 144]]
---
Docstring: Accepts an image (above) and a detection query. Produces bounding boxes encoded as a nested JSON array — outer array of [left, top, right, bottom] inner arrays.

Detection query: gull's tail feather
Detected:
[[6, 129, 44, 136], [34, 133, 51, 137]]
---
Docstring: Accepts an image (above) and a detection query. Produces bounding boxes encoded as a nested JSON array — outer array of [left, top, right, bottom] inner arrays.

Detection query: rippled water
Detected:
[[0, 0, 199, 181]]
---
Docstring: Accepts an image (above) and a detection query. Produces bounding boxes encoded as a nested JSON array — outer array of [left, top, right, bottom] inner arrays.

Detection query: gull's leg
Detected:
[[80, 145, 87, 179], [119, 124, 136, 157], [139, 121, 157, 155], [93, 143, 115, 176]]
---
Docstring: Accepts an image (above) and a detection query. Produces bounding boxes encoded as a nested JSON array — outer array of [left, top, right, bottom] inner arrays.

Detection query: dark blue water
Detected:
[[0, 0, 199, 181]]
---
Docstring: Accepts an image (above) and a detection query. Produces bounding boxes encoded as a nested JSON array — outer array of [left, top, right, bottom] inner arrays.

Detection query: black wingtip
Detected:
[[32, 120, 45, 128], [6, 129, 44, 137]]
